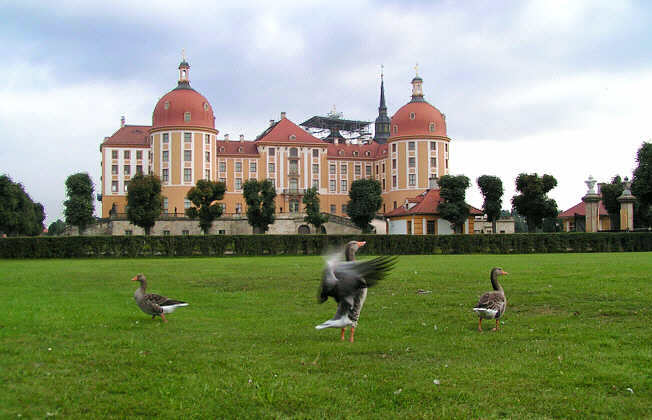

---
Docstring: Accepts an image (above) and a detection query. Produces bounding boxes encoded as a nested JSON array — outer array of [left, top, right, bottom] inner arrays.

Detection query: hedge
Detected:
[[1, 232, 651, 258]]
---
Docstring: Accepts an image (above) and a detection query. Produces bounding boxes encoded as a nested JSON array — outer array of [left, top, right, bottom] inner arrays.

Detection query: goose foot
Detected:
[[491, 319, 499, 331], [340, 328, 346, 341], [478, 318, 483, 332], [160, 313, 168, 323], [349, 327, 356, 343]]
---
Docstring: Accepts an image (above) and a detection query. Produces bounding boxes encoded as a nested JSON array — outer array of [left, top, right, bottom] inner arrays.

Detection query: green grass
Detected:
[[1, 253, 650, 419]]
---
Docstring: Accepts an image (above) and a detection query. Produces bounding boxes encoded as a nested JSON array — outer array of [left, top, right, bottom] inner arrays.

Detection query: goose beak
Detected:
[[131, 276, 138, 281], [357, 241, 366, 247], [501, 270, 509, 275]]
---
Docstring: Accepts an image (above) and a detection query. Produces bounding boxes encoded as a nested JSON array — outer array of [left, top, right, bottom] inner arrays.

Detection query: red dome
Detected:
[[152, 87, 215, 130], [390, 100, 446, 138]]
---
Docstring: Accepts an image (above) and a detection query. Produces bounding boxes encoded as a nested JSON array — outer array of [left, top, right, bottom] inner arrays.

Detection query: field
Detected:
[[1, 253, 651, 418]]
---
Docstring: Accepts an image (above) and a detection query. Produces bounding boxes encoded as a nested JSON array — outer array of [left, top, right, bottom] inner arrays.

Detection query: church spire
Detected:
[[374, 65, 391, 144], [410, 62, 425, 102], [177, 49, 191, 89]]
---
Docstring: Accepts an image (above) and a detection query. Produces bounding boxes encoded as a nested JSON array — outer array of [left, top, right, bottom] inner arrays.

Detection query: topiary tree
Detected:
[[243, 179, 277, 234], [631, 141, 652, 228], [477, 175, 504, 233], [346, 179, 382, 233], [600, 175, 624, 230], [47, 219, 67, 236], [438, 175, 471, 234], [126, 174, 162, 235], [63, 172, 95, 234], [302, 187, 328, 233], [511, 173, 558, 232], [185, 179, 226, 234], [0, 174, 45, 236]]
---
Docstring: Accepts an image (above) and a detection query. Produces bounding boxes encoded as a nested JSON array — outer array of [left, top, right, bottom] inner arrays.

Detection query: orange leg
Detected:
[[478, 318, 483, 332], [349, 327, 356, 343], [340, 328, 346, 341], [160, 313, 168, 323], [491, 319, 499, 331]]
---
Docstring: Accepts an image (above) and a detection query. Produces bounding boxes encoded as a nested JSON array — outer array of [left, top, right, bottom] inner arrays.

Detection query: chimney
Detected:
[[281, 112, 286, 119], [120, 115, 125, 127], [239, 134, 244, 142], [224, 134, 229, 141], [269, 119, 275, 127]]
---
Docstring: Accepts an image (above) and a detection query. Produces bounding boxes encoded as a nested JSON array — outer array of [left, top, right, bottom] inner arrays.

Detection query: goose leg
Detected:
[[340, 328, 346, 341], [160, 313, 168, 323], [152, 315, 156, 320], [349, 327, 356, 343], [478, 318, 483, 332], [491, 319, 499, 331]]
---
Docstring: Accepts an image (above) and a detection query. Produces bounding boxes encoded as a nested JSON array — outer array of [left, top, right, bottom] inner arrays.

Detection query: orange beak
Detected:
[[131, 276, 138, 281], [357, 241, 366, 247], [501, 270, 509, 275]]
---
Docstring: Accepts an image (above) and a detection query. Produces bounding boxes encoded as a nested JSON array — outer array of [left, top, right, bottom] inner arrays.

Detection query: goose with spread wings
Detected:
[[132, 274, 188, 322], [316, 241, 396, 342]]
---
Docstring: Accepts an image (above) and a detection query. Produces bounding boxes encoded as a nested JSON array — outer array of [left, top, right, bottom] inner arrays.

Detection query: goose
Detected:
[[316, 241, 396, 342], [132, 274, 188, 322], [473, 267, 508, 332]]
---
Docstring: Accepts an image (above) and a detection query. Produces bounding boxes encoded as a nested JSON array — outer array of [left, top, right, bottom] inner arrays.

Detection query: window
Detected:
[[392, 159, 396, 170], [430, 142, 436, 151], [289, 199, 299, 213], [111, 165, 118, 175], [289, 134, 296, 141], [409, 157, 415, 168], [289, 160, 298, 174], [124, 150, 130, 159], [218, 229, 225, 235], [184, 112, 191, 122], [205, 134, 210, 144], [184, 199, 191, 209], [289, 148, 298, 157], [184, 168, 192, 182], [410, 112, 416, 120], [162, 169, 169, 182], [313, 164, 319, 174], [124, 181, 129, 192], [235, 161, 242, 172], [184, 150, 192, 161], [269, 147, 275, 156], [382, 163, 385, 173], [330, 164, 336, 174], [430, 157, 437, 167], [164, 101, 170, 110], [355, 165, 361, 176], [205, 169, 210, 179], [219, 177, 226, 184], [342, 204, 347, 214], [393, 125, 398, 134], [340, 165, 347, 175], [182, 230, 189, 236], [219, 161, 226, 172], [313, 149, 319, 158], [341, 179, 347, 192], [184, 132, 192, 142], [235, 178, 242, 190], [393, 201, 397, 209], [329, 180, 336, 192], [392, 144, 397, 153], [111, 150, 118, 159], [124, 165, 130, 175], [137, 150, 143, 160], [429, 177, 438, 188], [407, 221, 412, 235], [163, 230, 170, 236], [204, 102, 209, 111], [250, 162, 257, 173], [382, 178, 386, 190], [163, 198, 168, 212], [392, 175, 397, 188], [445, 159, 449, 169], [330, 204, 336, 213], [409, 174, 416, 186], [312, 179, 319, 189], [163, 133, 169, 143], [268, 163, 275, 173], [205, 152, 210, 162], [235, 203, 242, 214], [445, 144, 449, 152], [353, 151, 358, 157], [111, 181, 118, 192], [125, 230, 132, 236], [136, 165, 143, 174], [366, 165, 372, 176], [289, 178, 298, 191], [162, 151, 169, 162], [409, 141, 415, 151]]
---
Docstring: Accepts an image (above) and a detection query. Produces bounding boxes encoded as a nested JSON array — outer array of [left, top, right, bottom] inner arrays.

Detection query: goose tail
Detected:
[[473, 307, 498, 319], [315, 315, 353, 330]]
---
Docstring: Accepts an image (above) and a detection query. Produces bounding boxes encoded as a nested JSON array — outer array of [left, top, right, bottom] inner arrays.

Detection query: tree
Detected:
[[63, 172, 95, 234], [302, 187, 328, 233], [243, 179, 277, 233], [631, 141, 652, 228], [126, 174, 162, 235], [438, 175, 471, 233], [600, 175, 624, 230], [346, 179, 382, 233], [185, 180, 226, 234], [477, 175, 503, 233], [47, 219, 67, 236], [0, 175, 45, 236], [511, 173, 558, 232]]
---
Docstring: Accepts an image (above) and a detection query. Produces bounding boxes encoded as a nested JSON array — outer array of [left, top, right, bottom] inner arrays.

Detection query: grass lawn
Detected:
[[1, 253, 650, 418]]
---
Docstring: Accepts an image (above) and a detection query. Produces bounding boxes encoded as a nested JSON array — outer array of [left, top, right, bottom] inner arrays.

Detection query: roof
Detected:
[[101, 125, 151, 148], [326, 142, 387, 160], [385, 188, 483, 217], [559, 201, 609, 218], [389, 100, 447, 139], [255, 116, 324, 146], [152, 86, 215, 130], [215, 140, 259, 156]]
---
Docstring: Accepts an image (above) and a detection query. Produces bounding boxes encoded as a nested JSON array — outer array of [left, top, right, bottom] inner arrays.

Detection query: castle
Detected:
[[99, 58, 451, 234]]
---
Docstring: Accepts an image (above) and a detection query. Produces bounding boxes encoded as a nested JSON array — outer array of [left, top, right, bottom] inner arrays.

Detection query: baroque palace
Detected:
[[99, 58, 456, 234]]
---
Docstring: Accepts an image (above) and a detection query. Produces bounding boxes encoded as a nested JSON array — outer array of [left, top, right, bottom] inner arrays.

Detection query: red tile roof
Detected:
[[559, 201, 609, 218], [101, 125, 151, 148], [385, 188, 483, 217], [256, 117, 324, 146], [326, 142, 387, 160], [215, 140, 259, 156]]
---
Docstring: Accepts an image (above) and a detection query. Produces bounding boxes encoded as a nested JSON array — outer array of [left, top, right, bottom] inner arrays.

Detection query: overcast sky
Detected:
[[1, 0, 650, 225]]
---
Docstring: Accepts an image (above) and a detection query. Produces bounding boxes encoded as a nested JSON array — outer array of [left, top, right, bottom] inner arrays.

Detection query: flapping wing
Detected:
[[331, 256, 397, 300]]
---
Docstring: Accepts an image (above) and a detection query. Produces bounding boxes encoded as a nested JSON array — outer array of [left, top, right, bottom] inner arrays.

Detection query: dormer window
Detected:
[[393, 125, 398, 134], [220, 146, 225, 152], [429, 122, 436, 132], [365, 151, 371, 157], [204, 103, 209, 111], [238, 147, 243, 152], [353, 151, 358, 157], [338, 150, 344, 156], [289, 134, 296, 141], [184, 112, 191, 121], [409, 112, 416, 120], [164, 101, 170, 110]]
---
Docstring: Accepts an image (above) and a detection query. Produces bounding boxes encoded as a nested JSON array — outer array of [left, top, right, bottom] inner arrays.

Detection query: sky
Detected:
[[1, 0, 651, 226]]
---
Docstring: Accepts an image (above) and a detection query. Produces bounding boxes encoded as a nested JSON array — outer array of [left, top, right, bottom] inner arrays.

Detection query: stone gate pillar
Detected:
[[582, 175, 601, 233], [617, 177, 636, 231]]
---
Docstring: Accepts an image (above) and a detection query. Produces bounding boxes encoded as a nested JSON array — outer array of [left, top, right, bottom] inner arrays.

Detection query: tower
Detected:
[[374, 66, 391, 144]]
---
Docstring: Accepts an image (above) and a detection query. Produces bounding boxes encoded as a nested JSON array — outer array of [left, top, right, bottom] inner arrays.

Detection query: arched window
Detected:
[[409, 112, 416, 120]]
